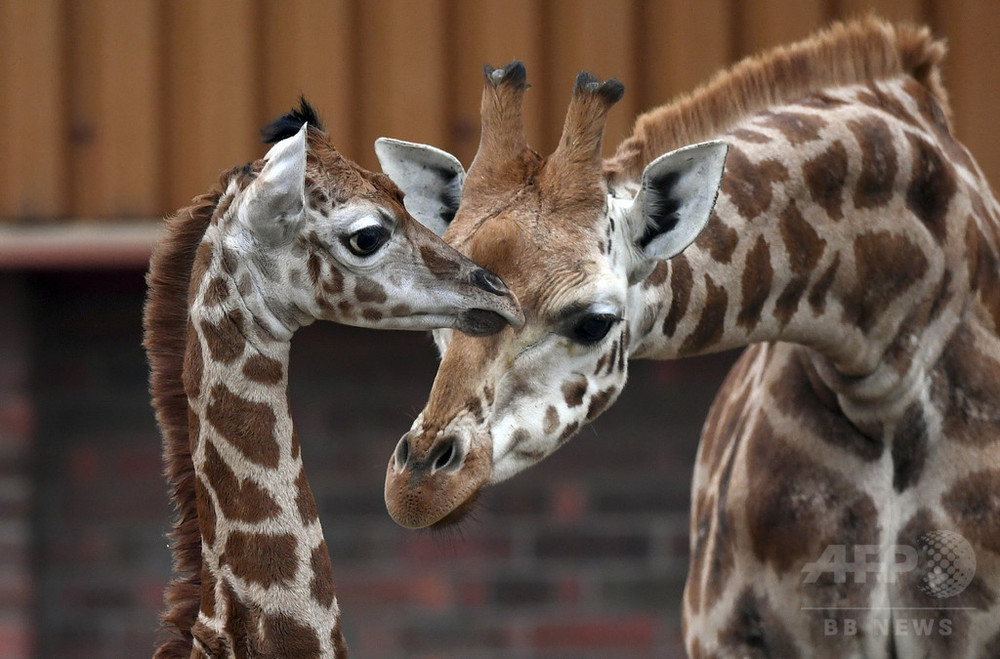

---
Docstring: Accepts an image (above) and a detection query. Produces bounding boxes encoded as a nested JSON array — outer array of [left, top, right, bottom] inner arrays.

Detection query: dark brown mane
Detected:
[[143, 166, 244, 657], [605, 18, 949, 183]]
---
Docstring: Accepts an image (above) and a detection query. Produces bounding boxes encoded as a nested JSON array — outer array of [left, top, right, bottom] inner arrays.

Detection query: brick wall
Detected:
[[7, 268, 737, 658]]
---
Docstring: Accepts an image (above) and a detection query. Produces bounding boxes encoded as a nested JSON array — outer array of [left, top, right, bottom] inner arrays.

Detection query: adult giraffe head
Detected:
[[377, 63, 727, 528]]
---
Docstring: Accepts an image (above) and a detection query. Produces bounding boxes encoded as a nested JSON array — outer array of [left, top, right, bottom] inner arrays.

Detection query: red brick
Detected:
[[531, 614, 657, 650]]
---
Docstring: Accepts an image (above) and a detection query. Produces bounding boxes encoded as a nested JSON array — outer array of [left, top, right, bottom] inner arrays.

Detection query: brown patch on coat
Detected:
[[310, 540, 337, 608], [843, 231, 929, 333], [354, 279, 387, 304], [745, 416, 880, 573], [561, 374, 588, 408], [201, 440, 281, 523], [680, 274, 728, 355], [847, 115, 898, 209], [719, 147, 789, 221], [662, 255, 692, 338], [242, 354, 283, 385], [205, 384, 280, 468], [201, 312, 247, 364], [891, 401, 929, 492], [761, 110, 827, 144], [941, 469, 1000, 554], [295, 466, 319, 524], [224, 530, 299, 588], [736, 235, 773, 332], [803, 140, 849, 221], [906, 133, 956, 243], [808, 252, 841, 315]]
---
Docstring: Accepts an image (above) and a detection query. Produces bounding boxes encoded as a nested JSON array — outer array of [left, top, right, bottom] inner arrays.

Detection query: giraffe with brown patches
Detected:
[[377, 20, 1000, 657], [143, 99, 522, 658]]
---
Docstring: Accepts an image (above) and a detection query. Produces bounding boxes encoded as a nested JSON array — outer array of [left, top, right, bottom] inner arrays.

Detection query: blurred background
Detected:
[[0, 1, 997, 657]]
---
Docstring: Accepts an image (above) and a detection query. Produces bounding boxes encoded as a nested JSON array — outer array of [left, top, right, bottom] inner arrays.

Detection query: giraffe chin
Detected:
[[427, 490, 482, 529]]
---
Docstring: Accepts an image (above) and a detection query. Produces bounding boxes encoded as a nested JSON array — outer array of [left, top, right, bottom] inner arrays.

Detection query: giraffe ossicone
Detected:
[[379, 19, 1000, 656], [144, 98, 521, 657]]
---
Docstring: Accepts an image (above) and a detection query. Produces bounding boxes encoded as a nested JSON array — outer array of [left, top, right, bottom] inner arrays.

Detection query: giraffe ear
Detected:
[[626, 140, 728, 265], [242, 123, 308, 243], [374, 137, 465, 237]]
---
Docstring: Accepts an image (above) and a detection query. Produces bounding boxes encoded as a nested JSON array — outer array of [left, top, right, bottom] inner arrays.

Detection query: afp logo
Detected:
[[801, 529, 976, 598]]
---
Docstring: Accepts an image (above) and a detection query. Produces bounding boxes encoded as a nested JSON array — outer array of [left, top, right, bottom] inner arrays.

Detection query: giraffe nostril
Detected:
[[431, 436, 460, 472], [394, 437, 410, 469], [471, 268, 509, 297]]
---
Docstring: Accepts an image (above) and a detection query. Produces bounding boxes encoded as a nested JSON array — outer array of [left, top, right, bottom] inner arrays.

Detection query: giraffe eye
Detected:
[[570, 313, 620, 344], [345, 225, 389, 256]]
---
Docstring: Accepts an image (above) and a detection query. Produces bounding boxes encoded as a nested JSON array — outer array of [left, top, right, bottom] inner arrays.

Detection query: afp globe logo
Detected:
[[918, 530, 976, 598]]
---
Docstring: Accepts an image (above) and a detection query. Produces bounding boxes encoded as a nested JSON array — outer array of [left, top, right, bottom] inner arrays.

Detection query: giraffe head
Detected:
[[377, 64, 727, 527], [219, 99, 523, 340]]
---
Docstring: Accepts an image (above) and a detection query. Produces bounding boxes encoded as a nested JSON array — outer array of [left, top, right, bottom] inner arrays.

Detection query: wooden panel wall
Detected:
[[0, 0, 996, 221]]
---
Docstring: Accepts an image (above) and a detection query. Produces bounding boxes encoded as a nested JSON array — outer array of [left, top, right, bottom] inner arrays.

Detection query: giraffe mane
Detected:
[[143, 165, 254, 657], [605, 17, 949, 183]]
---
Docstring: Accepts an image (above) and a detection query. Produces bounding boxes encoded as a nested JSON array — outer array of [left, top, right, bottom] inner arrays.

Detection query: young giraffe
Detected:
[[376, 20, 1000, 657], [143, 100, 522, 658]]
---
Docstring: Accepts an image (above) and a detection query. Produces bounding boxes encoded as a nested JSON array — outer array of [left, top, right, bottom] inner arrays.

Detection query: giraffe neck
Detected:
[[184, 238, 345, 657], [629, 79, 993, 418]]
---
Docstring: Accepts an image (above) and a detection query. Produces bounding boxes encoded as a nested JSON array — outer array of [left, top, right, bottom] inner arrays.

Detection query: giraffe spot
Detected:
[[184, 322, 203, 398], [736, 235, 773, 332], [543, 406, 560, 434], [202, 439, 282, 524], [262, 612, 321, 658], [719, 147, 789, 221], [337, 300, 353, 317], [594, 348, 613, 376], [291, 429, 300, 460], [307, 253, 322, 285], [642, 262, 669, 288], [730, 128, 772, 144], [779, 202, 826, 271], [420, 244, 462, 278], [205, 384, 280, 468], [362, 308, 383, 322], [906, 133, 956, 243], [322, 267, 344, 296], [391, 303, 412, 316], [803, 140, 848, 221], [894, 508, 996, 653], [354, 279, 387, 304], [719, 587, 801, 658], [843, 231, 929, 333], [195, 476, 217, 547], [191, 619, 227, 657], [242, 354, 283, 385], [931, 325, 1000, 446], [203, 276, 230, 307], [310, 540, 336, 608], [745, 416, 880, 573], [201, 312, 246, 364], [561, 374, 588, 408], [221, 247, 238, 276], [761, 110, 827, 145], [662, 255, 692, 338], [698, 213, 739, 265], [892, 402, 929, 492], [771, 353, 882, 462], [618, 326, 629, 372], [857, 83, 920, 127], [557, 421, 579, 445], [968, 220, 1000, 331], [941, 469, 1000, 554], [847, 116, 898, 209], [679, 274, 728, 355], [200, 562, 217, 618], [800, 92, 848, 109], [224, 530, 299, 588], [295, 466, 319, 524], [586, 387, 616, 421], [807, 252, 840, 315], [776, 201, 826, 324]]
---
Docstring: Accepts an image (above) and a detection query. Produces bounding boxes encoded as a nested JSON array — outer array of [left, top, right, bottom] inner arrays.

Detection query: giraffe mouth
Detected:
[[456, 308, 517, 336]]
